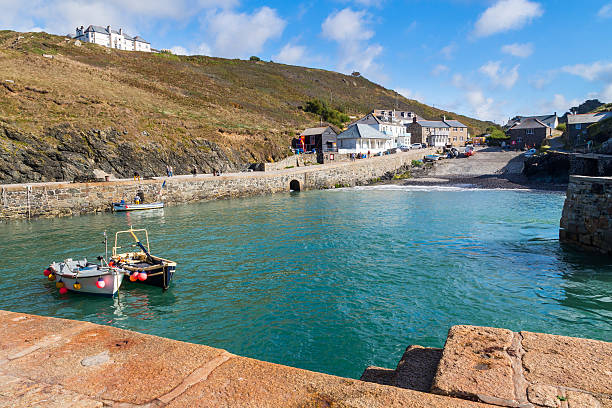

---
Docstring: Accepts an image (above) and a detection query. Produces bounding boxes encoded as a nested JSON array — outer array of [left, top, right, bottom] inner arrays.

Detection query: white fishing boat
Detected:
[[45, 258, 125, 296], [112, 201, 164, 212]]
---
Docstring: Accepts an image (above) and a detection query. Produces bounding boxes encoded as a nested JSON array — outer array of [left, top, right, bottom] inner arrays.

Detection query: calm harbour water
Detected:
[[1, 186, 611, 378]]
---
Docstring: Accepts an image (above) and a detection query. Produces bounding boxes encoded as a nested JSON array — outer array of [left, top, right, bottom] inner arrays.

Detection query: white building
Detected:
[[351, 113, 411, 148], [74, 25, 151, 52], [337, 124, 393, 154], [372, 109, 419, 125]]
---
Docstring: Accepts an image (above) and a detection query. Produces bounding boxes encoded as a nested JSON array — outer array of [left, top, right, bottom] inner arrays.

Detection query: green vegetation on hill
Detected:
[[591, 103, 612, 113], [304, 99, 350, 128], [0, 30, 494, 183]]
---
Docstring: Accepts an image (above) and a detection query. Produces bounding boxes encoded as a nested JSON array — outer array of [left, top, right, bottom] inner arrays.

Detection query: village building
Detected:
[[567, 112, 612, 148], [292, 126, 338, 152], [406, 118, 450, 147], [371, 109, 419, 125], [507, 117, 552, 148], [505, 113, 558, 130], [351, 113, 410, 148], [74, 25, 151, 52], [444, 119, 468, 147], [337, 124, 392, 154]]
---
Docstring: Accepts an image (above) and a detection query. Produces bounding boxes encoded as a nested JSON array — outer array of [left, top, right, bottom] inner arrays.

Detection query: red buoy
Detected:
[[59, 287, 68, 295], [96, 277, 106, 289], [138, 272, 147, 281], [43, 269, 51, 277], [129, 272, 138, 282]]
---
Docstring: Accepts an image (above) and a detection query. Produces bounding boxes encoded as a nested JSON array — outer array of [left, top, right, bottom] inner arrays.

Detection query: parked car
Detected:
[[410, 143, 422, 149], [398, 145, 411, 152], [524, 148, 537, 157]]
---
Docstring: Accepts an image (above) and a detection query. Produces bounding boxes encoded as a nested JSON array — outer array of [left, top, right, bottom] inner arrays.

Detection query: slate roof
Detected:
[[507, 114, 556, 128], [83, 25, 148, 43], [567, 112, 612, 125], [85, 25, 108, 34], [338, 124, 391, 140], [301, 126, 337, 136], [509, 117, 547, 129], [444, 120, 467, 128], [416, 120, 449, 128]]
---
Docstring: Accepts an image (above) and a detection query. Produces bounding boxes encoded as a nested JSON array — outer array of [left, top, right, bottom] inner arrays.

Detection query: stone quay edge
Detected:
[[0, 149, 434, 220], [0, 310, 488, 408]]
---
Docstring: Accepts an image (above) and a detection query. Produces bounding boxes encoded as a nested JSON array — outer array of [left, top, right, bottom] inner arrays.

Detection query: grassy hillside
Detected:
[[0, 30, 493, 182]]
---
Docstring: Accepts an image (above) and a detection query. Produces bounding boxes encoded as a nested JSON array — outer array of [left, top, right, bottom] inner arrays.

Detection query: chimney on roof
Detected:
[[107, 25, 111, 34], [119, 28, 123, 35], [413, 116, 417, 124], [554, 112, 557, 117], [443, 115, 446, 122]]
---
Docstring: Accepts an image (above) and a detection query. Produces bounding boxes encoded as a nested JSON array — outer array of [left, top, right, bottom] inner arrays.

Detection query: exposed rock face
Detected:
[[0, 124, 243, 184], [522, 152, 570, 183]]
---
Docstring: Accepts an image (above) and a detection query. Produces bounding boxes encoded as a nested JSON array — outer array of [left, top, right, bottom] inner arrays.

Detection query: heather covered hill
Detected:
[[0, 30, 493, 183]]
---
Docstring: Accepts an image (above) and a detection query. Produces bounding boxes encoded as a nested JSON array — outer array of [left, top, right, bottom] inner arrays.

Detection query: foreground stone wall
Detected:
[[559, 175, 612, 255], [0, 148, 434, 220]]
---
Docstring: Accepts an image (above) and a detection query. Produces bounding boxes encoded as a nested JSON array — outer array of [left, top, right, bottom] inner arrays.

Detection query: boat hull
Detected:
[[50, 260, 124, 297], [112, 202, 164, 212], [123, 263, 176, 290]]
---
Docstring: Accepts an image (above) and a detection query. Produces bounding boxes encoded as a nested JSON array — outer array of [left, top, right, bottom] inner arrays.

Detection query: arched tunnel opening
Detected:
[[290, 179, 301, 192]]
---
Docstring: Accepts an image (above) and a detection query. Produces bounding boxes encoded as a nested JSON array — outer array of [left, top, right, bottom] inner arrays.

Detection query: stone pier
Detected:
[[1, 310, 610, 408], [0, 149, 433, 220], [559, 175, 612, 255]]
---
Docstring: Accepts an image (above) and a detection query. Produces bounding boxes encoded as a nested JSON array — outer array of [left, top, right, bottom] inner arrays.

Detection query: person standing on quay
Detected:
[[192, 165, 197, 177]]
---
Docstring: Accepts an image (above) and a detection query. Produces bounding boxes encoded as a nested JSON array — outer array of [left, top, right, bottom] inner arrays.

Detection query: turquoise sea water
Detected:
[[1, 186, 611, 378]]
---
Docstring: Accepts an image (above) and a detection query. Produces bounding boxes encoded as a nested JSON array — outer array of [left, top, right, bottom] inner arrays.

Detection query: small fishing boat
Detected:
[[112, 201, 164, 212], [111, 227, 176, 290], [44, 258, 125, 297], [424, 154, 440, 162]]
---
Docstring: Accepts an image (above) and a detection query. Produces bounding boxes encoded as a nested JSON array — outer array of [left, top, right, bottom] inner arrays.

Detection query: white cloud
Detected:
[[602, 84, 612, 102], [561, 61, 612, 81], [432, 64, 449, 76], [562, 61, 612, 101], [274, 43, 307, 65], [0, 0, 236, 36], [168, 42, 210, 56], [396, 88, 425, 103], [440, 44, 455, 59], [205, 7, 286, 59], [479, 61, 520, 89], [321, 8, 373, 42], [321, 8, 385, 82], [501, 43, 534, 58], [598, 3, 612, 18], [170, 46, 188, 55], [474, 0, 543, 37], [194, 42, 211, 56]]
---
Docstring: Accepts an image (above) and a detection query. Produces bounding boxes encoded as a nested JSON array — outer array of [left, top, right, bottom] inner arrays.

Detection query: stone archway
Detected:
[[290, 179, 301, 192]]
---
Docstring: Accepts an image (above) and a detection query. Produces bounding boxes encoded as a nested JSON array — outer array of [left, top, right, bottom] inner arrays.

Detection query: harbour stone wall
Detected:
[[0, 148, 434, 220], [559, 175, 612, 255]]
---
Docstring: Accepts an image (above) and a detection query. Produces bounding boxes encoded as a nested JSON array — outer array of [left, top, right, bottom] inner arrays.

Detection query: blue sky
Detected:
[[3, 0, 612, 124]]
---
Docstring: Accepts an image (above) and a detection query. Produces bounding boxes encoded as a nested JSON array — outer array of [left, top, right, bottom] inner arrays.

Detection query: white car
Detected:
[[398, 145, 411, 152], [524, 148, 537, 157], [410, 143, 422, 149]]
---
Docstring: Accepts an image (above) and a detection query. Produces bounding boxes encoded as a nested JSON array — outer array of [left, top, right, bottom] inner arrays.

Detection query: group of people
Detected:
[[349, 151, 371, 161]]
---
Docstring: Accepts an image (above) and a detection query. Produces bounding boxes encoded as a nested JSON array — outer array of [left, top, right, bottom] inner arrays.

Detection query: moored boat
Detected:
[[112, 201, 164, 212], [44, 259, 125, 297], [111, 227, 176, 290]]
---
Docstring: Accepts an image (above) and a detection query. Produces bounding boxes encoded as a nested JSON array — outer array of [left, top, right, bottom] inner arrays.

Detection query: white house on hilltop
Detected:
[[74, 25, 151, 52]]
